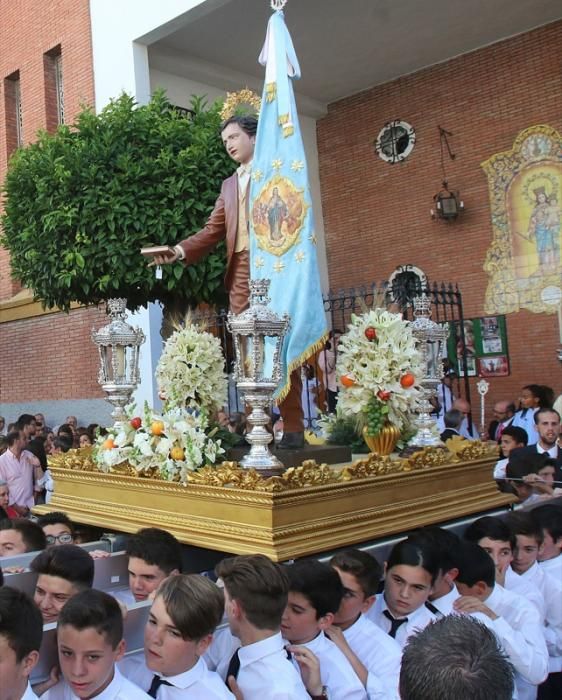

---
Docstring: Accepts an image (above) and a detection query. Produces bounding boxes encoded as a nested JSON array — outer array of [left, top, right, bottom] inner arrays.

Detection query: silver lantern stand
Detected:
[[227, 279, 289, 474], [92, 298, 145, 424], [410, 293, 450, 446]]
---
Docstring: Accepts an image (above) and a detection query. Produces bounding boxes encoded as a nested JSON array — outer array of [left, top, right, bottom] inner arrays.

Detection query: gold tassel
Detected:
[[265, 82, 277, 102], [274, 332, 330, 404]]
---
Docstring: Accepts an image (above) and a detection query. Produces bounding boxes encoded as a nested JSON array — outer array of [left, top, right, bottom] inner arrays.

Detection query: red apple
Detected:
[[377, 389, 391, 401], [130, 417, 142, 430], [364, 326, 377, 341]]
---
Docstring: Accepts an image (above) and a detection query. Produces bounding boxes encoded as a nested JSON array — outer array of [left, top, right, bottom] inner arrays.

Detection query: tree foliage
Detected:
[[0, 92, 232, 311]]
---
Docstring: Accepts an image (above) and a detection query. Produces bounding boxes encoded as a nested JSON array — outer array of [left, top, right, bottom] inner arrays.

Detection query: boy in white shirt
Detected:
[[506, 511, 562, 699], [282, 559, 368, 700], [122, 574, 233, 698], [42, 589, 151, 699], [329, 549, 401, 699], [533, 504, 562, 579], [493, 426, 528, 480], [215, 553, 309, 700], [0, 587, 43, 700], [453, 540, 548, 700]]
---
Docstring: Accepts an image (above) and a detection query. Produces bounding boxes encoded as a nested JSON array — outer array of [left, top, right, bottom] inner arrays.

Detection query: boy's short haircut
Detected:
[[156, 574, 224, 641], [463, 516, 516, 551], [399, 615, 514, 700], [500, 426, 528, 445], [0, 518, 47, 552], [504, 511, 543, 544], [329, 549, 382, 597], [531, 504, 562, 542], [30, 544, 94, 589], [387, 538, 441, 584], [409, 527, 461, 575], [58, 589, 123, 649], [36, 511, 75, 534], [506, 451, 553, 481], [215, 554, 289, 630], [0, 587, 43, 661], [286, 559, 344, 618], [455, 541, 496, 588], [126, 528, 183, 574]]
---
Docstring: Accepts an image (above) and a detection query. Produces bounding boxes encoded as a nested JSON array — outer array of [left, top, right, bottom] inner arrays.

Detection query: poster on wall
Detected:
[[448, 315, 509, 377]]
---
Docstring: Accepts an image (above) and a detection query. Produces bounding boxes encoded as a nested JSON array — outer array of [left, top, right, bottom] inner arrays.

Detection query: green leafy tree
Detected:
[[1, 92, 232, 312]]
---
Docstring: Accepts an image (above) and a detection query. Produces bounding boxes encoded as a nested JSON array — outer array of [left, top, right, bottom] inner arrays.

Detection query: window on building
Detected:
[[3, 71, 23, 156], [44, 45, 64, 130]]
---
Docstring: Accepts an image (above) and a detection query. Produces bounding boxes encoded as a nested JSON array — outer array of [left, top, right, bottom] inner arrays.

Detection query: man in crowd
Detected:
[[0, 518, 46, 556], [489, 400, 516, 442], [510, 408, 562, 481], [0, 430, 36, 513]]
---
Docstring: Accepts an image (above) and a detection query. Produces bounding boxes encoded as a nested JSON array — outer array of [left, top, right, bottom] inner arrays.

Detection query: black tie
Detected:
[[383, 609, 408, 638], [148, 674, 172, 698], [225, 648, 241, 686]]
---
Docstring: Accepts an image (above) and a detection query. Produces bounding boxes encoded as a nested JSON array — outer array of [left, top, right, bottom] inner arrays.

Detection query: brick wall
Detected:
[[0, 0, 99, 404], [317, 20, 562, 411]]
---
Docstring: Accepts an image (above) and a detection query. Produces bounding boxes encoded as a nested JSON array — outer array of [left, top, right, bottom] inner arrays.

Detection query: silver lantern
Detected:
[[92, 298, 145, 424], [227, 279, 289, 473], [410, 293, 449, 446]]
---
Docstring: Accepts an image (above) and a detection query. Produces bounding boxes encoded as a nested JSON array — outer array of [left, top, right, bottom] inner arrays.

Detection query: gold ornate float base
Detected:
[[35, 449, 514, 561]]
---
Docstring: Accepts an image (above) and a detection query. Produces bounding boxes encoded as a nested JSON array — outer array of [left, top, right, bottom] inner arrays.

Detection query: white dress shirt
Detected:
[[504, 566, 545, 618], [471, 584, 548, 700], [493, 457, 508, 480], [120, 656, 234, 699], [430, 584, 460, 617], [42, 667, 151, 700], [219, 631, 309, 700], [519, 561, 562, 672], [204, 625, 240, 676], [511, 409, 539, 444], [539, 554, 562, 580], [366, 593, 437, 649], [21, 684, 39, 700], [342, 613, 401, 700], [288, 631, 367, 700]]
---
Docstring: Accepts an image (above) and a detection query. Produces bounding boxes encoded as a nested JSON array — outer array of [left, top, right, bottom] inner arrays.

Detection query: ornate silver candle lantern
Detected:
[[410, 294, 449, 446], [227, 279, 289, 472], [92, 298, 145, 423]]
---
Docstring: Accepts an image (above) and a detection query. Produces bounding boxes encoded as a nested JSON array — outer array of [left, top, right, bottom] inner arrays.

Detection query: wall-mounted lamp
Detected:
[[431, 127, 465, 222]]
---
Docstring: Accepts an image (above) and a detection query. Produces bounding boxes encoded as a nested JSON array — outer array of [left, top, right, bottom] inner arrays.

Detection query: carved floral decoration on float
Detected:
[[335, 309, 424, 450], [93, 323, 228, 483]]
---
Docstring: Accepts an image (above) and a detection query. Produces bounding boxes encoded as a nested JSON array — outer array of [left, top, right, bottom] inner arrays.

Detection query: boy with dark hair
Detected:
[[329, 550, 401, 699], [409, 526, 461, 616], [117, 528, 182, 605], [493, 425, 528, 480], [463, 515, 545, 615], [214, 554, 309, 699], [282, 559, 367, 699], [454, 540, 548, 700], [505, 452, 554, 505], [30, 544, 94, 623], [122, 574, 233, 698], [399, 615, 514, 700], [42, 589, 151, 699], [506, 511, 562, 698], [532, 504, 562, 579], [0, 587, 43, 699], [0, 517, 47, 556], [36, 511, 75, 547]]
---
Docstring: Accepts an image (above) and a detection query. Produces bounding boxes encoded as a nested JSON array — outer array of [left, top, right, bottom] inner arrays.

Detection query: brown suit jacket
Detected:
[[178, 173, 241, 290]]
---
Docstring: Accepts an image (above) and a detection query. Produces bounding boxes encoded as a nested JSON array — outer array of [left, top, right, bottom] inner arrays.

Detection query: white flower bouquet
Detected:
[[336, 308, 423, 438], [93, 403, 224, 484]]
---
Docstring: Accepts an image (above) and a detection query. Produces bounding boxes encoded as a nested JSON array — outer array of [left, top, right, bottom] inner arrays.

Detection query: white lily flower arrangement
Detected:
[[336, 308, 424, 438], [155, 322, 228, 414], [94, 403, 224, 484]]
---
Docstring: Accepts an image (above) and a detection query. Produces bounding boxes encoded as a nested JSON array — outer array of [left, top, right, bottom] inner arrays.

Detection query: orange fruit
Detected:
[[102, 437, 115, 449], [340, 374, 356, 388], [151, 420, 165, 436], [170, 446, 185, 461], [400, 373, 416, 388]]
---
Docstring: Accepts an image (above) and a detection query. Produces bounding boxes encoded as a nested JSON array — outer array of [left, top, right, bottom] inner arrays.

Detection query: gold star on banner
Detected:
[[295, 251, 305, 263], [309, 232, 317, 245], [271, 159, 283, 172], [273, 260, 285, 273], [291, 160, 304, 172], [252, 169, 263, 182], [254, 256, 265, 269]]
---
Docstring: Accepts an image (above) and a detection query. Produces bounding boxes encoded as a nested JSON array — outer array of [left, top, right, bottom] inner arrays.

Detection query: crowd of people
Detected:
[[0, 383, 561, 699]]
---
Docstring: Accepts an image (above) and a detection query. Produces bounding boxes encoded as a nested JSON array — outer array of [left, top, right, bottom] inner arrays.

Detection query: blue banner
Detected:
[[250, 9, 328, 401]]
